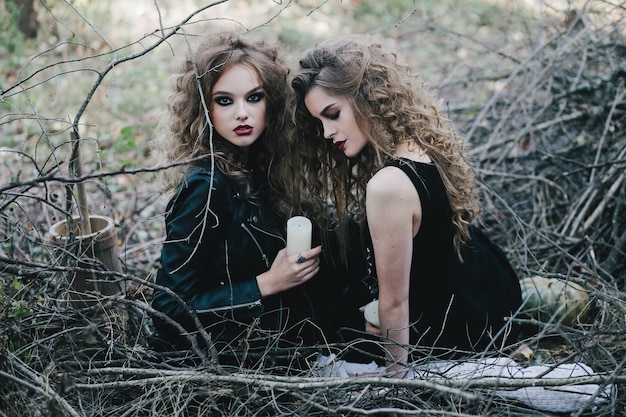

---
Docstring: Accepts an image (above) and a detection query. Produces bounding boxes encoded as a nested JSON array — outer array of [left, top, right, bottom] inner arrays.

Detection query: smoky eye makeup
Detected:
[[247, 91, 265, 102], [321, 105, 339, 121], [214, 96, 232, 106]]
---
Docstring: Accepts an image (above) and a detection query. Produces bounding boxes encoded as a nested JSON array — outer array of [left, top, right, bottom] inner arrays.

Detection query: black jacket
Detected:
[[151, 161, 287, 350]]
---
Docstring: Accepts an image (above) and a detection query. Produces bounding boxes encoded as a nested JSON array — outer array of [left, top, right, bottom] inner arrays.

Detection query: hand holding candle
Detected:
[[363, 299, 380, 327], [286, 216, 312, 256]]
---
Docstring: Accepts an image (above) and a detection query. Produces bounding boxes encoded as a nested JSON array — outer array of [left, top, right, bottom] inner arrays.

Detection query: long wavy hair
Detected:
[[287, 36, 480, 259], [151, 32, 292, 207]]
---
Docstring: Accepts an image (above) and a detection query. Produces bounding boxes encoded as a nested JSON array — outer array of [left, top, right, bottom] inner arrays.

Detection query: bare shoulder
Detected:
[[367, 165, 422, 237], [366, 166, 415, 199]]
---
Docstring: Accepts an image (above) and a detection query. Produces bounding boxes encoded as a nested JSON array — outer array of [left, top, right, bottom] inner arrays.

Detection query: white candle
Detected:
[[286, 216, 312, 256], [364, 299, 380, 327]]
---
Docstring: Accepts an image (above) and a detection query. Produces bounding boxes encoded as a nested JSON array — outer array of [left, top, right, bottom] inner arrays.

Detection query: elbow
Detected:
[[379, 297, 409, 319]]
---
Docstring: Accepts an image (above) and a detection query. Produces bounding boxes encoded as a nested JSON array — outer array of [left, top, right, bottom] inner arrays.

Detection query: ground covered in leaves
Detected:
[[1, 1, 625, 416]]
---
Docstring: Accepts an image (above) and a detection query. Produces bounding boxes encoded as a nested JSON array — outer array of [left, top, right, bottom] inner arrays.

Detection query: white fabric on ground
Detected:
[[312, 355, 614, 413]]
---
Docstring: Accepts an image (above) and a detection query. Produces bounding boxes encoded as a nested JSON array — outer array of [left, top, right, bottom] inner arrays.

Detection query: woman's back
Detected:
[[386, 158, 522, 354]]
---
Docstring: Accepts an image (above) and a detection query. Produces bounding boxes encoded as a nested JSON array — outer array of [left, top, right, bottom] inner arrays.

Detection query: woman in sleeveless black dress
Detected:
[[286, 36, 522, 377], [383, 159, 521, 354]]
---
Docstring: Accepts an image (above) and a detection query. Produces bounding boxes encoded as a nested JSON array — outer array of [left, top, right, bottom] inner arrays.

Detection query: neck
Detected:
[[238, 147, 250, 165], [393, 140, 431, 163]]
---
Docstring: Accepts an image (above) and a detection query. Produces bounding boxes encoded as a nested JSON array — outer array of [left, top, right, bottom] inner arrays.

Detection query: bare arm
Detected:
[[366, 167, 421, 377]]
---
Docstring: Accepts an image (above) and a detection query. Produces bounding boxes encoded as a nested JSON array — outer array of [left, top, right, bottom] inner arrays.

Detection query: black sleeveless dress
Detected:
[[384, 158, 522, 354]]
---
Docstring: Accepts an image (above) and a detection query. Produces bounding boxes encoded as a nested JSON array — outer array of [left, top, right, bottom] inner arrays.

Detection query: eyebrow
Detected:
[[320, 103, 337, 117], [212, 86, 264, 97]]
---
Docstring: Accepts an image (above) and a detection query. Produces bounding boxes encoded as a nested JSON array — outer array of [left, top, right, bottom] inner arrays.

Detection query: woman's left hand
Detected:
[[256, 246, 322, 296], [364, 321, 382, 335], [359, 304, 382, 335]]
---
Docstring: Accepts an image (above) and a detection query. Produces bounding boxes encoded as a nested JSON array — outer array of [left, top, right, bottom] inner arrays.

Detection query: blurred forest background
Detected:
[[1, 0, 625, 416]]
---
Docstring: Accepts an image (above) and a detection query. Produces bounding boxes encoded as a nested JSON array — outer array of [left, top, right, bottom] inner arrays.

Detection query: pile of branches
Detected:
[[1, 3, 625, 417], [450, 8, 626, 289]]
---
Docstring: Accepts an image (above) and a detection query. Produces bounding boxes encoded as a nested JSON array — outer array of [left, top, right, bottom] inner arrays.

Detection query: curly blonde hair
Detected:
[[151, 32, 292, 206], [287, 36, 480, 259]]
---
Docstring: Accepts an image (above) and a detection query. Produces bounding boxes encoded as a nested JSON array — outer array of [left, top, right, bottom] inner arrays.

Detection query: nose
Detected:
[[323, 123, 336, 140], [236, 103, 248, 121]]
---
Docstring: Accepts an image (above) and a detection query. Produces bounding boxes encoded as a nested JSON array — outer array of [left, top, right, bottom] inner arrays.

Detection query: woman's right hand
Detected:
[[256, 246, 322, 296]]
